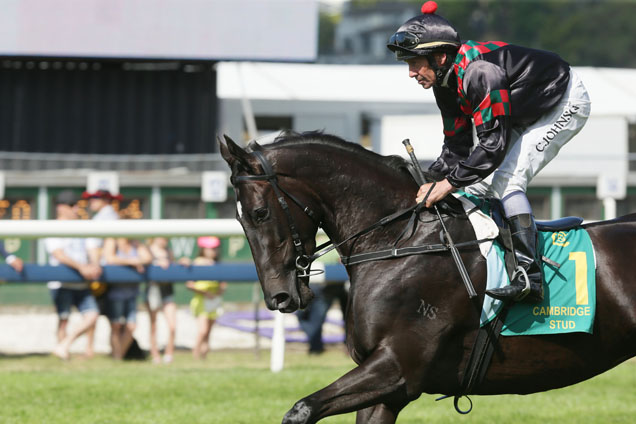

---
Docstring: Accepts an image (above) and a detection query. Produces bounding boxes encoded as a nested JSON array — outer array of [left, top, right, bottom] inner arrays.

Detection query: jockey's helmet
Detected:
[[387, 1, 461, 61]]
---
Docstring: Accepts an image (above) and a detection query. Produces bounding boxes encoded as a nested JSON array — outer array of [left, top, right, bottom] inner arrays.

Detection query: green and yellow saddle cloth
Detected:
[[455, 194, 597, 336]]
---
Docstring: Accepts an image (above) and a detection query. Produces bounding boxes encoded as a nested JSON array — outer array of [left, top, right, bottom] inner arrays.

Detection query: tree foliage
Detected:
[[334, 0, 636, 67]]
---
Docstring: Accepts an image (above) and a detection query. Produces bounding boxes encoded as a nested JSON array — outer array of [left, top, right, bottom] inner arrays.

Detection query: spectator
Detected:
[[45, 190, 102, 360], [83, 189, 121, 356], [0, 241, 23, 273], [145, 237, 177, 364], [296, 262, 348, 355], [102, 233, 152, 360], [83, 189, 121, 263], [184, 236, 227, 360]]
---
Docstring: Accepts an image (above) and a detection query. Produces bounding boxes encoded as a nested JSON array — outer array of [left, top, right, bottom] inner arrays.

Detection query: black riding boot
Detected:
[[486, 214, 544, 302]]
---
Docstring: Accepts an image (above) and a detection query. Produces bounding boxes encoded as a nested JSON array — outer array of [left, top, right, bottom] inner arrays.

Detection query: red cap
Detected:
[[81, 189, 123, 201]]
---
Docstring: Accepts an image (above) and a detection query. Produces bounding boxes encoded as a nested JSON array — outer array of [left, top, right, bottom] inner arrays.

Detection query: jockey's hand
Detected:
[[416, 179, 457, 208]]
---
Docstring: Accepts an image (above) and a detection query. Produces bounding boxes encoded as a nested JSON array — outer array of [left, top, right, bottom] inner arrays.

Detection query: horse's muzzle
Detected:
[[271, 291, 293, 311], [267, 278, 315, 313]]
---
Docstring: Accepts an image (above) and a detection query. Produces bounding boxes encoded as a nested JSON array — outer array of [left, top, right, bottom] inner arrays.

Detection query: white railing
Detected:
[[0, 218, 299, 372], [0, 219, 243, 238]]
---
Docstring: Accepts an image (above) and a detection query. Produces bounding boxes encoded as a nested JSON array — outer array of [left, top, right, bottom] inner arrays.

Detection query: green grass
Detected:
[[0, 350, 634, 424]]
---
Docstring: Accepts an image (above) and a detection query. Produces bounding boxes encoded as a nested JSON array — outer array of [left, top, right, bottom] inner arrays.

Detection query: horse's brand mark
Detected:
[[418, 299, 438, 320]]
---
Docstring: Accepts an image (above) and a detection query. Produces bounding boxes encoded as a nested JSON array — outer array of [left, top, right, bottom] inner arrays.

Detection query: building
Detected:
[[0, 0, 319, 264], [2, 1, 636, 264], [217, 62, 636, 222], [327, 2, 417, 64]]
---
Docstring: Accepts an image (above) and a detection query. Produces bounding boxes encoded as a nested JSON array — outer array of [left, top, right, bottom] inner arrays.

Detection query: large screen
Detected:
[[0, 0, 318, 61]]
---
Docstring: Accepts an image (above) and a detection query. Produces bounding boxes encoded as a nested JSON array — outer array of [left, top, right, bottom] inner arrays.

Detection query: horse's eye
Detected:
[[252, 207, 270, 223]]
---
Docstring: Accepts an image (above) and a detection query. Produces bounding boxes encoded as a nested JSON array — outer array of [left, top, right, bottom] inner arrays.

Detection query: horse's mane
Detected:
[[249, 130, 465, 216], [253, 130, 414, 180]]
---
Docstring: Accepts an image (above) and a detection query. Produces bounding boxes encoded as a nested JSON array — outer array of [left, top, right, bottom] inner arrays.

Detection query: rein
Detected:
[[233, 150, 493, 277], [310, 201, 491, 267]]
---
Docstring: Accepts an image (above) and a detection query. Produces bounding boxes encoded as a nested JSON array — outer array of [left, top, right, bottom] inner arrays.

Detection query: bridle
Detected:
[[233, 150, 322, 279], [232, 149, 493, 291]]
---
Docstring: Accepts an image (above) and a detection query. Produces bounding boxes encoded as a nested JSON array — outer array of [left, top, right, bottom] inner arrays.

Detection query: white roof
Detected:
[[574, 67, 636, 116], [217, 62, 636, 116], [216, 62, 435, 104]]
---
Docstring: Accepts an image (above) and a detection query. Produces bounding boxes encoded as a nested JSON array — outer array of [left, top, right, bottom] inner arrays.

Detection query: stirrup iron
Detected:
[[511, 265, 531, 301]]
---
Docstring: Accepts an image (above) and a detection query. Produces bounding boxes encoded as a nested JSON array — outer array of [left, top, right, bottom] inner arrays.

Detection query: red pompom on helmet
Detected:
[[387, 1, 460, 61], [421, 1, 438, 14]]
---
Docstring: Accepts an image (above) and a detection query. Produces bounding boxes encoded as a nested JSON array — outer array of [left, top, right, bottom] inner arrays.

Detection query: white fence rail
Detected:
[[0, 218, 321, 372], [0, 219, 243, 238]]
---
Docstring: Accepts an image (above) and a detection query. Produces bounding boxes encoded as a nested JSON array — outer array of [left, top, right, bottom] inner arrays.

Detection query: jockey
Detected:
[[387, 1, 591, 303]]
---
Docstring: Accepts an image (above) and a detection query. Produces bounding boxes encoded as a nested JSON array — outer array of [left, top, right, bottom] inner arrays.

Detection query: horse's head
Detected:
[[220, 134, 320, 312]]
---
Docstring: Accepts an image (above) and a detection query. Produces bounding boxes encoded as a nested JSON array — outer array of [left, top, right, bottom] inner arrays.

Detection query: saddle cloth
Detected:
[[454, 194, 597, 336]]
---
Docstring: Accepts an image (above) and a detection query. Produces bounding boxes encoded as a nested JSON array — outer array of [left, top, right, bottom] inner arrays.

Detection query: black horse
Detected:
[[220, 132, 636, 424]]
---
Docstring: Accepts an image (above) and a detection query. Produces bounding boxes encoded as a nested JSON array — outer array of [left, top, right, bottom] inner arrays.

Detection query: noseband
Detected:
[[233, 150, 322, 279]]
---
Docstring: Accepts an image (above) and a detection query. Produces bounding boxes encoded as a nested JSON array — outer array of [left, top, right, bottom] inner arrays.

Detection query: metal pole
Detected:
[[252, 282, 261, 359], [270, 311, 285, 372], [402, 139, 477, 299]]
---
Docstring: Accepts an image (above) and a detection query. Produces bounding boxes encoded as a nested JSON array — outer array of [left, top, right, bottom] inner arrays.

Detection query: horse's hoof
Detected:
[[282, 400, 313, 424]]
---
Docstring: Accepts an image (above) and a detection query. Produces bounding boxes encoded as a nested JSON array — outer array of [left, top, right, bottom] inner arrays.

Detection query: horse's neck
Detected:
[[290, 152, 416, 243]]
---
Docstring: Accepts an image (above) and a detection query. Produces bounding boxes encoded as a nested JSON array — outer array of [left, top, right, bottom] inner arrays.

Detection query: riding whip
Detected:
[[402, 139, 478, 299]]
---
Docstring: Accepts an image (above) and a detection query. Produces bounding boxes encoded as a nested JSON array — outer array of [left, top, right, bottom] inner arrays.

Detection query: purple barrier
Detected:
[[216, 309, 345, 344]]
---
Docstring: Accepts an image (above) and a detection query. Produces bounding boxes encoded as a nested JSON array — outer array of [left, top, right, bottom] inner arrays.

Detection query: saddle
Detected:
[[536, 216, 584, 231], [449, 197, 586, 413], [488, 198, 583, 277]]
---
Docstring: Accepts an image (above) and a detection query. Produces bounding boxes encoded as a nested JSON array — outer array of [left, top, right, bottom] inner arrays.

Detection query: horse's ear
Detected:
[[219, 134, 252, 171]]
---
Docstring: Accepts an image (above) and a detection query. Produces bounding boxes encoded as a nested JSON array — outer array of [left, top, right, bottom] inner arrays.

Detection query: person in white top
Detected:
[[83, 189, 121, 264], [81, 189, 121, 356], [0, 241, 23, 273], [46, 190, 102, 360]]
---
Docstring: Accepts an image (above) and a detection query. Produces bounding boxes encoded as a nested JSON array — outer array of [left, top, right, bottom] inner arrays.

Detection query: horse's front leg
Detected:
[[281, 346, 413, 424]]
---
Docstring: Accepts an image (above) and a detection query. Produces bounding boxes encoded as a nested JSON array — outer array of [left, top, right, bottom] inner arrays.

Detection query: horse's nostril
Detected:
[[272, 292, 291, 309]]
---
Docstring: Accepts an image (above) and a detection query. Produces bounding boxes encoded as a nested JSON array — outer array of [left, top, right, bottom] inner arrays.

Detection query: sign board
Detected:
[[0, 0, 318, 62], [596, 172, 626, 200], [201, 171, 228, 202], [87, 172, 120, 195]]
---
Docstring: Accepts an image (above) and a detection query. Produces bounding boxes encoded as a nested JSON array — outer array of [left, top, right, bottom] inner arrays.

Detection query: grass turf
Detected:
[[0, 350, 634, 423]]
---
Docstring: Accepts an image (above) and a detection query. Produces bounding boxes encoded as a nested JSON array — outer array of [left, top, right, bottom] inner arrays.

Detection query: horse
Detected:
[[219, 131, 636, 424]]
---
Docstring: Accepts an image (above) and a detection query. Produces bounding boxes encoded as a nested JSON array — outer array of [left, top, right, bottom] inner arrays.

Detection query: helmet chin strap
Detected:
[[439, 67, 454, 88], [427, 53, 455, 88]]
